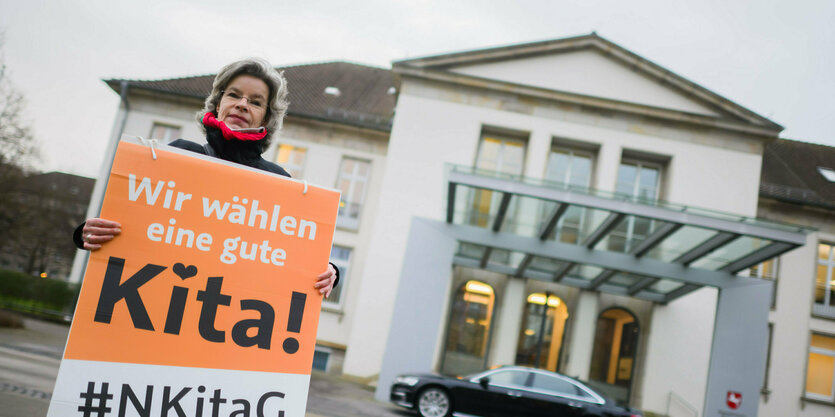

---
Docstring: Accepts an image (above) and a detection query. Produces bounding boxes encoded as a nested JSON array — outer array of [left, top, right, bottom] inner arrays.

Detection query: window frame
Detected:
[[467, 129, 528, 230], [322, 245, 351, 310], [740, 257, 780, 309], [608, 158, 664, 253], [814, 242, 835, 318], [149, 122, 182, 144], [616, 158, 663, 202], [335, 157, 371, 230], [544, 145, 596, 244], [544, 144, 596, 189], [805, 332, 835, 402], [312, 346, 332, 372], [474, 129, 528, 177], [274, 143, 308, 179]]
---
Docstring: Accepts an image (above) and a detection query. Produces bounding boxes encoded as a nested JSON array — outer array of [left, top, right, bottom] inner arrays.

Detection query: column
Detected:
[[563, 290, 599, 380], [489, 277, 526, 367]]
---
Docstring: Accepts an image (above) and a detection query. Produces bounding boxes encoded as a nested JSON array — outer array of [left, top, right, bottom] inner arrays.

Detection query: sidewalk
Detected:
[[0, 312, 407, 417], [306, 371, 408, 417]]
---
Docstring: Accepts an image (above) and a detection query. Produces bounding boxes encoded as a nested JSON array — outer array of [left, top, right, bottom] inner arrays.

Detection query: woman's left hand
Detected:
[[315, 263, 337, 298]]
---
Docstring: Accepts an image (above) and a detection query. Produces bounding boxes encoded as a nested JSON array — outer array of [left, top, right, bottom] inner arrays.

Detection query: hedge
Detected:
[[0, 268, 79, 314]]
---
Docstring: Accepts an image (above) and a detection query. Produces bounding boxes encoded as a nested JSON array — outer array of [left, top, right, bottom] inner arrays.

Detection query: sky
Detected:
[[1, 0, 833, 178]]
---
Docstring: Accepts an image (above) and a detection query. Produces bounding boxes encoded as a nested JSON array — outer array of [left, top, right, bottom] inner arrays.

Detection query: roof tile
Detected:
[[760, 139, 835, 208]]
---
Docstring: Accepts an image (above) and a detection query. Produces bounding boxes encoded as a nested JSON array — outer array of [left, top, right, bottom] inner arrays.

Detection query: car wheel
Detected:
[[416, 387, 452, 417]]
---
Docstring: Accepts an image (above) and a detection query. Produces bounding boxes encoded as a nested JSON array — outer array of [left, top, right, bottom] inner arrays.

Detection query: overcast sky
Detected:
[[2, 0, 833, 178]]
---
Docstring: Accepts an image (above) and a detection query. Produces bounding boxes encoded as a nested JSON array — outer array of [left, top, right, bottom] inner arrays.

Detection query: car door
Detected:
[[451, 369, 531, 417], [522, 372, 593, 417]]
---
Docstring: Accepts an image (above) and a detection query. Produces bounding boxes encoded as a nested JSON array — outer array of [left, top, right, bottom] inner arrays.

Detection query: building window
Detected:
[[324, 246, 351, 308], [816, 243, 835, 313], [805, 333, 835, 401], [312, 347, 331, 371], [275, 144, 307, 178], [608, 160, 662, 253], [544, 146, 594, 244], [336, 158, 370, 230], [746, 258, 779, 308], [475, 133, 526, 175], [749, 258, 778, 279], [149, 123, 181, 144], [615, 160, 662, 201], [467, 131, 527, 228]]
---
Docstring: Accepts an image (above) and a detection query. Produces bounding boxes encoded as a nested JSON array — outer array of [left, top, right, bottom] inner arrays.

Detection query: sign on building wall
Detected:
[[48, 140, 340, 417]]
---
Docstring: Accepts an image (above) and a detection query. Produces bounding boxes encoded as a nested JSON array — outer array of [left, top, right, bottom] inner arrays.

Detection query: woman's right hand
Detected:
[[81, 218, 122, 251]]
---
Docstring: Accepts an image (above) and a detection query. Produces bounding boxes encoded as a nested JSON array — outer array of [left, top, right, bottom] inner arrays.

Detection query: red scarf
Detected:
[[202, 112, 268, 141]]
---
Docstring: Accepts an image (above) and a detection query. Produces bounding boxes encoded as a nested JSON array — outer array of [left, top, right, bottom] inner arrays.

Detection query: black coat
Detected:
[[169, 137, 291, 177]]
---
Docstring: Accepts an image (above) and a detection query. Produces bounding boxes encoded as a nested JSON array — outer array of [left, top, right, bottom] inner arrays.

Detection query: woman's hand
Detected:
[[81, 218, 122, 251], [314, 263, 338, 298]]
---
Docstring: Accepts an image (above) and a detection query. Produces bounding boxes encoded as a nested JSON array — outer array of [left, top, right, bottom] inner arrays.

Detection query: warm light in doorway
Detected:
[[527, 293, 561, 307], [465, 280, 494, 296]]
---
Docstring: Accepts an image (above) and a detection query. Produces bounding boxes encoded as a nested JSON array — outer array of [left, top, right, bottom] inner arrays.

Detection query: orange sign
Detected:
[[64, 140, 339, 374]]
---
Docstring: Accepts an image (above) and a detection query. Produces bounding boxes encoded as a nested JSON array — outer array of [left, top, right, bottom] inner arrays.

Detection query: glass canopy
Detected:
[[446, 165, 810, 303]]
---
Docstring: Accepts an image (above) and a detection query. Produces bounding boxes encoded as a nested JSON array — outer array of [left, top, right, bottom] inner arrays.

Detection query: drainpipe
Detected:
[[67, 81, 130, 285]]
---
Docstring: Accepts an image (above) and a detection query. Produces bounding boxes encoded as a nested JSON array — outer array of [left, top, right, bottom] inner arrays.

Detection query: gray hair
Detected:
[[197, 58, 289, 149]]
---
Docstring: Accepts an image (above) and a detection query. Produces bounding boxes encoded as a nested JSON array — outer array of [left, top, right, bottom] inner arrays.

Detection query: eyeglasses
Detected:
[[221, 90, 266, 110]]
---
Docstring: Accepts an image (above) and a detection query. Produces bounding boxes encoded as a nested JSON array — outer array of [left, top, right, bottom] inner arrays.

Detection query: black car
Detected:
[[390, 366, 642, 417]]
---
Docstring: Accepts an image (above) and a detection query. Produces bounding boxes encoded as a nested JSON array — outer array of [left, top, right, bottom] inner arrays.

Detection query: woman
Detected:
[[74, 58, 339, 296]]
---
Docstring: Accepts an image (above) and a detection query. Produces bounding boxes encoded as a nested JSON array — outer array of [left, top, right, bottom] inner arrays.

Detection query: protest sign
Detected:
[[48, 139, 340, 417]]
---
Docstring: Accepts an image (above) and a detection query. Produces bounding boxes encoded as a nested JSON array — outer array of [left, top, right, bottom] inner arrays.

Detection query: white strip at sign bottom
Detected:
[[47, 360, 310, 417]]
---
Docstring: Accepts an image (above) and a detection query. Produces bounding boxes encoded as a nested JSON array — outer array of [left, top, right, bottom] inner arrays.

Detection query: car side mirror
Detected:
[[479, 377, 490, 389]]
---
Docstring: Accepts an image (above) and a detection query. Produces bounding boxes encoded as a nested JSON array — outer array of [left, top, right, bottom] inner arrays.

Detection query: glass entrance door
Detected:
[[440, 280, 496, 376], [588, 308, 640, 405], [515, 293, 569, 372]]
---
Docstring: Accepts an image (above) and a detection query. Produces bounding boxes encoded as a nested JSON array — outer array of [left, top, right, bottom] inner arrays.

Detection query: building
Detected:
[[88, 61, 396, 376], [86, 34, 833, 416], [0, 171, 94, 280], [756, 139, 835, 416]]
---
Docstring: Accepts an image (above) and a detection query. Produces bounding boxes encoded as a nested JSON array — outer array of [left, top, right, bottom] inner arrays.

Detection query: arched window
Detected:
[[440, 281, 496, 376], [589, 308, 640, 406], [515, 293, 569, 372]]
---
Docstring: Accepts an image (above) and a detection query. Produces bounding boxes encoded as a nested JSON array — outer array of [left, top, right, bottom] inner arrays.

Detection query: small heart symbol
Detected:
[[172, 263, 197, 280]]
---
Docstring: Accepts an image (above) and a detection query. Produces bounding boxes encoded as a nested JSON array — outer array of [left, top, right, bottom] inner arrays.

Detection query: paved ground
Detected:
[[0, 312, 409, 417]]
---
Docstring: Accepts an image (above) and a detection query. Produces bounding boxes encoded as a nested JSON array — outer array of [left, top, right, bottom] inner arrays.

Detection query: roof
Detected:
[[394, 33, 783, 135], [25, 172, 96, 201], [105, 61, 397, 132], [760, 139, 835, 209]]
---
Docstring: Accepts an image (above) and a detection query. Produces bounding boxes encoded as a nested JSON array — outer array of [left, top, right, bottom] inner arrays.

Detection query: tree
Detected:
[[0, 33, 41, 258], [0, 33, 38, 176]]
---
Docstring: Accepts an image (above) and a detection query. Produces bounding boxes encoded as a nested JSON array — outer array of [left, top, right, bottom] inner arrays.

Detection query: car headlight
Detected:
[[394, 376, 420, 386]]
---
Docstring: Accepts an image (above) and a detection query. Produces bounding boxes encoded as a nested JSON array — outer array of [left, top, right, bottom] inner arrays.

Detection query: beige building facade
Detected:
[[83, 35, 834, 417]]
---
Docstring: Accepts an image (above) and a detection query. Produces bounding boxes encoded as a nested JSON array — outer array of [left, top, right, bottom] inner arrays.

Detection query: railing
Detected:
[[667, 391, 699, 417]]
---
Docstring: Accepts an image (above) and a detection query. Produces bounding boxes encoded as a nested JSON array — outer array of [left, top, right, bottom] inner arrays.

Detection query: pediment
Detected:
[[395, 34, 781, 131], [449, 48, 721, 117]]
